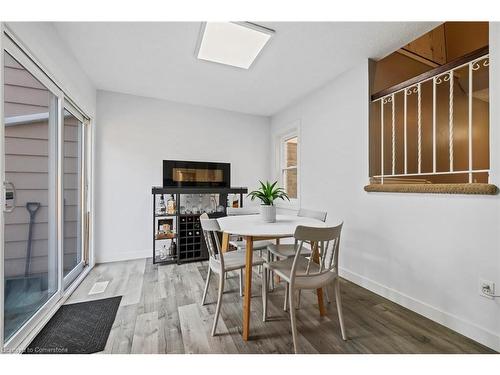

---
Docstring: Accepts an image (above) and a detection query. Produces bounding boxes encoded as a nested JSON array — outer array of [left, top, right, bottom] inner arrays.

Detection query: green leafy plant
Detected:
[[247, 180, 290, 206]]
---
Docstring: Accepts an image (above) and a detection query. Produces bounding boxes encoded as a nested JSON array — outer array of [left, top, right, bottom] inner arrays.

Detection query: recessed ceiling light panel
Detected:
[[197, 22, 274, 69]]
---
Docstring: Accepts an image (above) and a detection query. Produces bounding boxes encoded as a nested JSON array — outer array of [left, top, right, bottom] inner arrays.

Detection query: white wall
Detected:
[[269, 25, 500, 351], [5, 22, 96, 117], [95, 90, 270, 263]]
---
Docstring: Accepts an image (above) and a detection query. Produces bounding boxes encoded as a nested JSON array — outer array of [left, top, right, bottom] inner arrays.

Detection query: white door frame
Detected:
[[62, 101, 87, 289]]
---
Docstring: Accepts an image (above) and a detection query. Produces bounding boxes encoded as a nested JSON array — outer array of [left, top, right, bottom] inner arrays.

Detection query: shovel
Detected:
[[25, 202, 41, 278]]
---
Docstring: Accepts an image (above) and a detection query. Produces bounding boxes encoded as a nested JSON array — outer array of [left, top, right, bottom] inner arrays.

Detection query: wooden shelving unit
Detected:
[[155, 232, 177, 241]]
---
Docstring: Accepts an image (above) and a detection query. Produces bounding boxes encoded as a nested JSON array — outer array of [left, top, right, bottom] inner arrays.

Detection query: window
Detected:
[[280, 134, 299, 200], [367, 22, 494, 193]]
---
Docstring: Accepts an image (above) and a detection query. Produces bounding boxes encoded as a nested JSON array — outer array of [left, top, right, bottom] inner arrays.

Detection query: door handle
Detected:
[[3, 181, 17, 213]]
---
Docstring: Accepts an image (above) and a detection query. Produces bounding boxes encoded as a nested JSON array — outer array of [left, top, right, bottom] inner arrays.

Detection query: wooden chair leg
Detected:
[[211, 273, 225, 336], [289, 285, 299, 354], [201, 266, 211, 306], [334, 278, 347, 341]]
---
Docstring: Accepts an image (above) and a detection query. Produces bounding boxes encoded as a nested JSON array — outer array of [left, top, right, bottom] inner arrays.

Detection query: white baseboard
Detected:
[[340, 267, 500, 352], [95, 249, 150, 264]]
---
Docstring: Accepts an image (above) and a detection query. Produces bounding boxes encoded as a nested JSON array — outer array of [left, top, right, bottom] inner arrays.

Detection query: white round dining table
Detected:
[[217, 213, 328, 341], [217, 214, 327, 237]]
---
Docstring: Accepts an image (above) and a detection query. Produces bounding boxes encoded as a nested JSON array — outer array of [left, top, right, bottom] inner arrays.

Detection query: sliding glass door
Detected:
[[1, 32, 90, 348], [2, 45, 61, 344]]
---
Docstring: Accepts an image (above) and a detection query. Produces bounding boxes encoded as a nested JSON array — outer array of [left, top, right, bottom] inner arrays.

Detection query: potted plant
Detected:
[[247, 180, 290, 223]]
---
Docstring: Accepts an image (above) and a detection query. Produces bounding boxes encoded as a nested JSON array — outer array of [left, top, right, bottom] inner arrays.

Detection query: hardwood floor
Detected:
[[67, 258, 495, 354]]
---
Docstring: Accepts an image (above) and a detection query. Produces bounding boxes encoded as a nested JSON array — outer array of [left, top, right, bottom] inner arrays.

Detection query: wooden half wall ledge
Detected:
[[364, 183, 499, 195]]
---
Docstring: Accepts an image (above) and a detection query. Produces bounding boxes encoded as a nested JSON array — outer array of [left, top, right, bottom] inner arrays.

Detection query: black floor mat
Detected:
[[24, 296, 122, 354]]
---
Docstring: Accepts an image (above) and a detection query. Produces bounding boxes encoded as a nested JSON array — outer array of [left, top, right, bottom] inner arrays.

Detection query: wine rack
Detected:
[[179, 215, 202, 260]]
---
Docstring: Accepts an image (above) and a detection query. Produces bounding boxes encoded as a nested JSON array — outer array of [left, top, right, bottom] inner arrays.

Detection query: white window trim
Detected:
[[275, 122, 300, 210]]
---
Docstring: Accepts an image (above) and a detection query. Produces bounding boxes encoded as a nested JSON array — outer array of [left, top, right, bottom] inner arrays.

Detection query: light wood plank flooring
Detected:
[[66, 258, 495, 354]]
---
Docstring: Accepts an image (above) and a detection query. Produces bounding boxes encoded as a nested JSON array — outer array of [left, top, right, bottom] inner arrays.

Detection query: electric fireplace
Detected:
[[163, 160, 231, 188]]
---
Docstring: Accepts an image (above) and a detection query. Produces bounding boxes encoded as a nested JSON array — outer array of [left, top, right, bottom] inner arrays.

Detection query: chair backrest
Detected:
[[298, 208, 327, 222], [226, 207, 259, 216], [290, 223, 343, 282], [200, 214, 224, 267]]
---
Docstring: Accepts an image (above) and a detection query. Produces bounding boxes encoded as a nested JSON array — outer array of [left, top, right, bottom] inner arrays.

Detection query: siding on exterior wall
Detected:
[[4, 53, 78, 278]]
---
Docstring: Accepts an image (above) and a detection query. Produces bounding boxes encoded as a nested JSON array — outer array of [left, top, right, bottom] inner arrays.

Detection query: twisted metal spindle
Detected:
[[449, 72, 454, 171], [417, 83, 422, 174], [392, 94, 395, 175]]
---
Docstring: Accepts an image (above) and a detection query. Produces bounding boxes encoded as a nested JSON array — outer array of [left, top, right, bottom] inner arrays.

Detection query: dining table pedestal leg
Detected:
[[311, 241, 327, 316], [242, 235, 254, 341], [221, 232, 230, 253]]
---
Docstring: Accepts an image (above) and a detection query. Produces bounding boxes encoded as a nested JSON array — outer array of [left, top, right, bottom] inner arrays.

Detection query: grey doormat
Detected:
[[24, 296, 122, 354]]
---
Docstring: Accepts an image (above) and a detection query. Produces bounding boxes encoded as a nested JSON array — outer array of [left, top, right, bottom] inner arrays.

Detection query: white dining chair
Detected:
[[267, 208, 327, 259], [266, 208, 328, 295], [226, 206, 273, 281], [200, 214, 265, 336], [262, 223, 346, 353]]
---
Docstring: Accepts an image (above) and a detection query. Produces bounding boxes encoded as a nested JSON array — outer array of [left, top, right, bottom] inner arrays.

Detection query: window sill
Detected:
[[364, 183, 498, 195]]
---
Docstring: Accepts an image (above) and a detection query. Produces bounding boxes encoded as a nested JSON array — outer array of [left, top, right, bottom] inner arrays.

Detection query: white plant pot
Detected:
[[260, 205, 276, 223]]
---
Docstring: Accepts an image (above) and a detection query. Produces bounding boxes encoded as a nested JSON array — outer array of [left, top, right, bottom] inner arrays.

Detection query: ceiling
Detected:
[[54, 22, 439, 116]]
